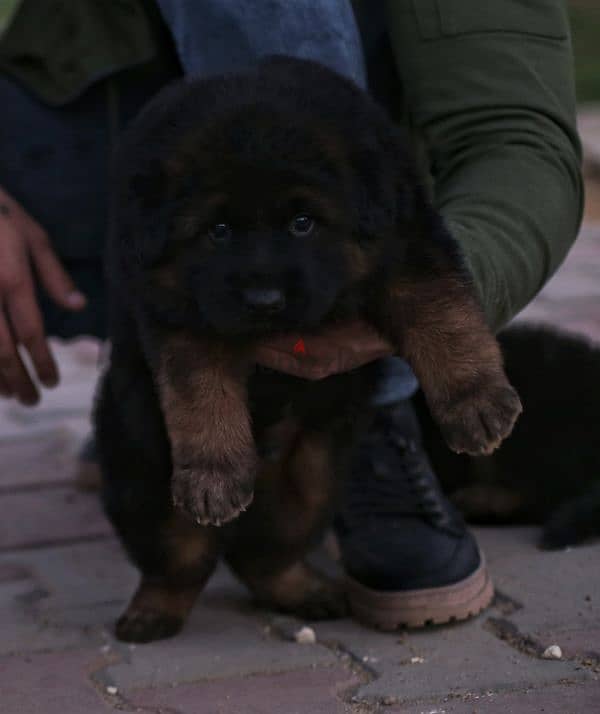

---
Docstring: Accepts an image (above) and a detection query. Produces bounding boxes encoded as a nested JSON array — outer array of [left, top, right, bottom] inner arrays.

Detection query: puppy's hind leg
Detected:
[[115, 514, 220, 643], [227, 427, 348, 620], [95, 341, 220, 642]]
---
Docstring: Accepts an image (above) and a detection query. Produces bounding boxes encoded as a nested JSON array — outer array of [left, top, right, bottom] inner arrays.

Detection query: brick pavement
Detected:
[[0, 221, 599, 710]]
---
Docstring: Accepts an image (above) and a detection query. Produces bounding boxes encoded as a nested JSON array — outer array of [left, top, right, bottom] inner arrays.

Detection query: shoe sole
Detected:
[[346, 554, 494, 630]]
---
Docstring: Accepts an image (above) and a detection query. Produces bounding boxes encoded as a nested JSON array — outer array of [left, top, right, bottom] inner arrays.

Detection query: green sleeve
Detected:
[[385, 0, 584, 331]]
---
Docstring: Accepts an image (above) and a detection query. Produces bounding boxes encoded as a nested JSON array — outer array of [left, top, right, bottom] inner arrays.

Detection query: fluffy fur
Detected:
[[418, 325, 600, 549], [95, 56, 520, 643]]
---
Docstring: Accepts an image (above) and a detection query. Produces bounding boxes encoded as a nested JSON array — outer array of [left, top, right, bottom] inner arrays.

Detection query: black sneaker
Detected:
[[335, 400, 493, 629]]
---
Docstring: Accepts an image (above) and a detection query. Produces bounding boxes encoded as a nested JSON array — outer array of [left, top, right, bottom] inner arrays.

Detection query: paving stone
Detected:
[[5, 378, 95, 426], [474, 529, 600, 664], [516, 302, 600, 345], [0, 649, 116, 714], [396, 680, 600, 714], [474, 527, 540, 567], [0, 486, 111, 550], [0, 578, 89, 655], [579, 107, 600, 173], [49, 338, 103, 372], [0, 427, 83, 489], [0, 539, 137, 645], [310, 615, 589, 706], [105, 565, 339, 690], [2, 340, 99, 431], [128, 665, 360, 714], [0, 562, 30, 582], [514, 224, 600, 343]]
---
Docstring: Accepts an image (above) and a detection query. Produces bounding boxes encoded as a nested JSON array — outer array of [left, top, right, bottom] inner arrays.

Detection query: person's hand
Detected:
[[0, 187, 86, 404], [254, 320, 394, 380]]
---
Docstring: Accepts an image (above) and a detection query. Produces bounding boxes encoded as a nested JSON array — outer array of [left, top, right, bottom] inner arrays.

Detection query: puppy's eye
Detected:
[[208, 223, 232, 244], [289, 215, 315, 237]]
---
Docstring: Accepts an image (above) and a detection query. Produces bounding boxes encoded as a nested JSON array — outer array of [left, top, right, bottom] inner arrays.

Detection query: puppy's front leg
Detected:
[[375, 273, 521, 456], [146, 329, 257, 525]]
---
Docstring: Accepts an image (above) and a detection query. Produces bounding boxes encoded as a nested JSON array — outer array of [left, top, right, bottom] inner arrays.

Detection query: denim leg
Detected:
[[370, 358, 419, 406], [156, 0, 367, 88]]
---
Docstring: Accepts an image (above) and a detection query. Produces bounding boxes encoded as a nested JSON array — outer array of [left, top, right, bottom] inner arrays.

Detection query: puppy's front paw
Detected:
[[171, 459, 255, 526], [436, 381, 522, 455]]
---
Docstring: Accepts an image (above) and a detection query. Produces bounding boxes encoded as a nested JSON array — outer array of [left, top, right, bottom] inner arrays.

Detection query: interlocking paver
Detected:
[[514, 223, 600, 343], [308, 613, 590, 706], [580, 107, 600, 174], [104, 565, 339, 690], [128, 665, 361, 714], [396, 680, 600, 714], [0, 427, 82, 489], [0, 487, 111, 551], [0, 649, 116, 714], [0, 577, 91, 656], [10, 539, 135, 605], [475, 528, 600, 664]]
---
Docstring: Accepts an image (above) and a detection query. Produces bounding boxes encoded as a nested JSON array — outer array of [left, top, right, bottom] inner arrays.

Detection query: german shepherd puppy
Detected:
[[95, 57, 521, 643], [419, 324, 600, 550]]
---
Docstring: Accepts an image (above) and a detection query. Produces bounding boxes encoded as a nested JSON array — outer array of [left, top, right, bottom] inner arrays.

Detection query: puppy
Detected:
[[418, 324, 600, 550], [95, 56, 521, 643]]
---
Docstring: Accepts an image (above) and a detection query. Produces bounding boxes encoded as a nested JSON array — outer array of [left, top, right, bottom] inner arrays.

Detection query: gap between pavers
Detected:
[[305, 614, 590, 706], [394, 679, 600, 714]]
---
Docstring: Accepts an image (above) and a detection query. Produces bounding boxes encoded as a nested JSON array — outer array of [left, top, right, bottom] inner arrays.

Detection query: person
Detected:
[[0, 1, 582, 628]]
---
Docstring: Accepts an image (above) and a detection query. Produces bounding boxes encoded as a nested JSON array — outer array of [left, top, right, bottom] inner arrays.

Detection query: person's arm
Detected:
[[385, 0, 583, 331]]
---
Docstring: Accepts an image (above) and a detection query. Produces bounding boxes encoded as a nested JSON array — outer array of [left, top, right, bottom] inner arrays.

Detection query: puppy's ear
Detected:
[[352, 128, 422, 244], [126, 160, 173, 267], [353, 148, 397, 243]]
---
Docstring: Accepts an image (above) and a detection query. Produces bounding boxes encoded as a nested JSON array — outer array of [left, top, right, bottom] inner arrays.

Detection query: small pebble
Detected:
[[106, 686, 118, 696], [381, 695, 398, 706], [410, 656, 426, 664], [542, 645, 562, 660], [294, 626, 316, 644]]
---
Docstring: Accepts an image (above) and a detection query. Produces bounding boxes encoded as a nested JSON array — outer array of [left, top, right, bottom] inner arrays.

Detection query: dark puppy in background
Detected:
[[95, 57, 521, 643], [419, 324, 600, 550]]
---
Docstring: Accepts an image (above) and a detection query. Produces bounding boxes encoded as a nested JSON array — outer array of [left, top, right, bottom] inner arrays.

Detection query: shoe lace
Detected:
[[341, 428, 448, 525]]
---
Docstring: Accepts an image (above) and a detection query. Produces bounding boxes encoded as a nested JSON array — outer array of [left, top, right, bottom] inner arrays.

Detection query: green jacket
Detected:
[[380, 1, 583, 331], [0, 0, 583, 332]]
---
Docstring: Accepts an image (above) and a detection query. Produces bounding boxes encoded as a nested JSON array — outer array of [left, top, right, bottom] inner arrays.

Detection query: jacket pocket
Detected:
[[412, 0, 568, 41]]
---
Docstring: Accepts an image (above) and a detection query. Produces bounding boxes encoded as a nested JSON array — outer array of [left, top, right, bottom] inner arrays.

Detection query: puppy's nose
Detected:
[[242, 287, 286, 313]]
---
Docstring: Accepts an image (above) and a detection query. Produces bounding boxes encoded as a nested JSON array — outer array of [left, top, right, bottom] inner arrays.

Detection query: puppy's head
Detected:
[[126, 64, 409, 336]]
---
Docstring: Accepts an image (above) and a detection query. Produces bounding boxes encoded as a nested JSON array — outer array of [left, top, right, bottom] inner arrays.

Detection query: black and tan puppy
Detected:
[[95, 56, 521, 643], [419, 324, 600, 550]]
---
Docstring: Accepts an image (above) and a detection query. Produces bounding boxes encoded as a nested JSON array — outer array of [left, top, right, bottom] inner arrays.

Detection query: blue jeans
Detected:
[[2, 0, 418, 402]]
